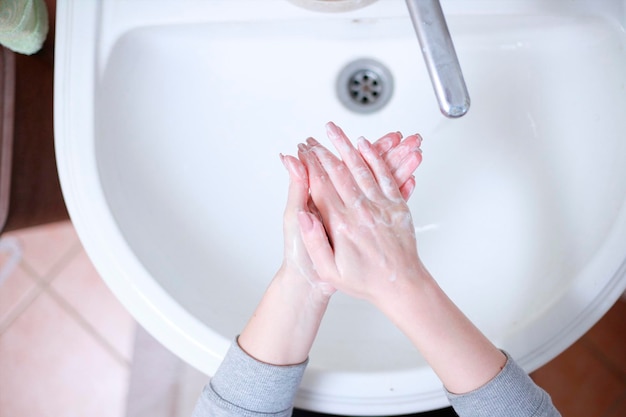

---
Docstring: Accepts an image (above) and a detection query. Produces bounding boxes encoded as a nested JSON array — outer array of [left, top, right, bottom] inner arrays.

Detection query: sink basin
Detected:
[[55, 1, 626, 414]]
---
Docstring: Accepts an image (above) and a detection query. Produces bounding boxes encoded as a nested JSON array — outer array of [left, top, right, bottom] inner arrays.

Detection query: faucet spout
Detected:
[[405, 0, 470, 118]]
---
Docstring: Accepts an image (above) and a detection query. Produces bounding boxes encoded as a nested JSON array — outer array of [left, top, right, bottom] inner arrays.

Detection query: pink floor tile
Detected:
[[50, 248, 136, 362], [0, 263, 39, 330], [0, 290, 129, 417], [3, 221, 79, 279], [1, 235, 37, 327]]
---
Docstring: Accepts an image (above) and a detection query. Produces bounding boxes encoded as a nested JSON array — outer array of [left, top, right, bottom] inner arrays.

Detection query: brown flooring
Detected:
[[531, 299, 626, 417]]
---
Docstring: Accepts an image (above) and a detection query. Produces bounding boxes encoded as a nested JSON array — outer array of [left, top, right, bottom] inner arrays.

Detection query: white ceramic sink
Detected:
[[55, 1, 626, 414]]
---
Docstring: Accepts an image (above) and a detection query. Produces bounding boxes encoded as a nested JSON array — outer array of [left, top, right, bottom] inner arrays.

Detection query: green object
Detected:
[[0, 0, 49, 55]]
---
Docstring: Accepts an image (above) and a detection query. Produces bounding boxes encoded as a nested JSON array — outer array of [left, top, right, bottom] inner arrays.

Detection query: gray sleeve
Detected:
[[191, 338, 307, 417], [446, 352, 561, 417]]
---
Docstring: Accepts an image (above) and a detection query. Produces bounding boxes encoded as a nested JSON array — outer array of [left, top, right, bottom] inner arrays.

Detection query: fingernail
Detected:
[[297, 211, 314, 232], [306, 137, 320, 146], [298, 143, 308, 152], [283, 155, 306, 180], [357, 136, 372, 152], [325, 121, 339, 138]]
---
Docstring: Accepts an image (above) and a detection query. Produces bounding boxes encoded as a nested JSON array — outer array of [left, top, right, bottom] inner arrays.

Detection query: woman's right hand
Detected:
[[297, 123, 508, 396]]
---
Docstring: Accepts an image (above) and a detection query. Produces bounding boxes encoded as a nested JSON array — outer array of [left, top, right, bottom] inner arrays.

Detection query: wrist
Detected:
[[275, 264, 334, 307], [367, 261, 433, 315], [238, 267, 331, 366], [371, 266, 506, 394]]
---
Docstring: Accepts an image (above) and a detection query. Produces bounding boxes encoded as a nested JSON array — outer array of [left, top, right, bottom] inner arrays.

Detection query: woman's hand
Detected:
[[296, 122, 428, 305], [279, 126, 423, 299], [238, 125, 424, 365], [279, 153, 336, 299], [295, 123, 507, 394], [371, 130, 422, 201]]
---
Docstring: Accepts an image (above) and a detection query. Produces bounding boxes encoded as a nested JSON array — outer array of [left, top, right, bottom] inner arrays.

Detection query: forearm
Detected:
[[238, 266, 331, 365], [377, 268, 506, 395]]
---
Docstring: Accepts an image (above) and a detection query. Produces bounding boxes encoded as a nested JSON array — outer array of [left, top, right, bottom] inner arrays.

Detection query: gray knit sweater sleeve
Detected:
[[192, 343, 560, 417], [191, 339, 307, 417], [446, 352, 561, 417]]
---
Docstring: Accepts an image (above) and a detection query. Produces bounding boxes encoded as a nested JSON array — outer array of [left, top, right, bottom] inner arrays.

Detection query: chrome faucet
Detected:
[[405, 0, 470, 118]]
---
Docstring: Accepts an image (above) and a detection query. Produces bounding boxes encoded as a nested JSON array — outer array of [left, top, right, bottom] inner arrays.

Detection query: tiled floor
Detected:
[[0, 221, 136, 417], [0, 220, 625, 417]]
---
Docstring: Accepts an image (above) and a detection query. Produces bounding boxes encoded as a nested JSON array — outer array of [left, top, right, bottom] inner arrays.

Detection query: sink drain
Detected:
[[336, 58, 393, 114]]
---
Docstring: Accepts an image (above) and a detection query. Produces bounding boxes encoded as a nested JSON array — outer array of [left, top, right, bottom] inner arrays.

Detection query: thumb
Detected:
[[399, 176, 416, 201], [298, 211, 337, 280], [281, 154, 309, 212]]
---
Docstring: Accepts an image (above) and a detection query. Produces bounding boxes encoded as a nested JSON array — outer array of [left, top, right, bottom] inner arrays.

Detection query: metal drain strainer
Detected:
[[336, 58, 394, 114]]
